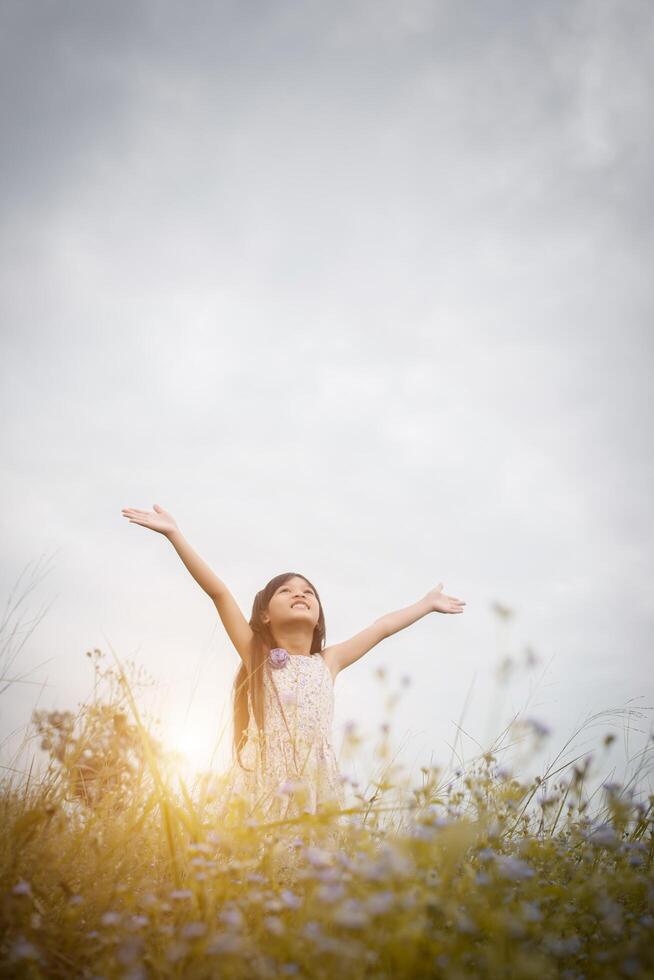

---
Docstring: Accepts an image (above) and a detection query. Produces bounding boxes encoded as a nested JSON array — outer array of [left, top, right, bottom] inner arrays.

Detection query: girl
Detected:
[[121, 503, 466, 836]]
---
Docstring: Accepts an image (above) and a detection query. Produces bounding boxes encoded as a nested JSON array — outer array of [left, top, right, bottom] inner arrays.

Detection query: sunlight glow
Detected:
[[166, 720, 213, 777]]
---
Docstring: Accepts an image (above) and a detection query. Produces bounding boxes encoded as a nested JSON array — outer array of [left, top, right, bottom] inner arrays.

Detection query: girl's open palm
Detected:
[[425, 583, 466, 614], [121, 503, 179, 538]]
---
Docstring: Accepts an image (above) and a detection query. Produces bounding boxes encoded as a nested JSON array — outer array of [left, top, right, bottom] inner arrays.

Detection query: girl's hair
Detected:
[[231, 571, 326, 771]]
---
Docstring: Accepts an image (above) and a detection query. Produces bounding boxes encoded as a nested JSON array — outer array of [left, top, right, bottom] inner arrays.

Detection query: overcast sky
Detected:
[[1, 0, 653, 801]]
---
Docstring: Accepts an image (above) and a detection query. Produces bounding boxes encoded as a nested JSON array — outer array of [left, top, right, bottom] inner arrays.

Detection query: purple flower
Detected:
[[269, 647, 290, 669]]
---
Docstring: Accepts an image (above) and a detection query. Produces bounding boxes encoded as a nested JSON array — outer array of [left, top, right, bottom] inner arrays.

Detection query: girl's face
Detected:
[[262, 577, 320, 635]]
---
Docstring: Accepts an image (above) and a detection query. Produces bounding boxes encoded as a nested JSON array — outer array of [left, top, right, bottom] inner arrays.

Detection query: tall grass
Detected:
[[1, 564, 653, 978]]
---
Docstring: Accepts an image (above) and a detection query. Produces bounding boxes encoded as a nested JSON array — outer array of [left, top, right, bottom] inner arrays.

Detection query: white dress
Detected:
[[228, 651, 346, 823]]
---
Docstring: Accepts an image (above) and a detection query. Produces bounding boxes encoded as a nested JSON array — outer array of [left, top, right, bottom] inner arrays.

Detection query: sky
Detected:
[[1, 0, 653, 804]]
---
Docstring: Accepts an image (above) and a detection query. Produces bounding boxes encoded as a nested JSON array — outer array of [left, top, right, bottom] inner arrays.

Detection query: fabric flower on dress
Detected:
[[269, 647, 290, 669]]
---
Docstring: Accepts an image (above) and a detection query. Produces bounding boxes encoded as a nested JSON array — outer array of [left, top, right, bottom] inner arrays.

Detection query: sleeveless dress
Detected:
[[222, 651, 347, 878]]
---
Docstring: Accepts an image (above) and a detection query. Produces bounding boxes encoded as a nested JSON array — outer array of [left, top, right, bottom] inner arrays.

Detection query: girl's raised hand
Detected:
[[424, 583, 466, 614], [121, 503, 179, 538]]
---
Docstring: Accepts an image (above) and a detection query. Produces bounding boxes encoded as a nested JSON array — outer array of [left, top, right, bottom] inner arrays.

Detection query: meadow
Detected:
[[1, 601, 653, 978]]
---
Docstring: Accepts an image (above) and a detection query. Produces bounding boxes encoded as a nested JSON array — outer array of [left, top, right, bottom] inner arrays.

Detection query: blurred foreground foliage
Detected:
[[1, 647, 653, 979]]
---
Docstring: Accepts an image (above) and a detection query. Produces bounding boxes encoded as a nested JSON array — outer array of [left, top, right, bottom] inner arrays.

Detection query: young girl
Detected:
[[121, 503, 466, 841]]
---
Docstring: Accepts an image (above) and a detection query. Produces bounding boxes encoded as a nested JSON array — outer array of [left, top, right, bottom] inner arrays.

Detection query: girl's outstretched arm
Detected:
[[324, 583, 466, 676], [121, 503, 254, 667]]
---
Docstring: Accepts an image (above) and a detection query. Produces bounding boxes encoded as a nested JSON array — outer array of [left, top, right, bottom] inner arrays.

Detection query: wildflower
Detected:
[[456, 911, 477, 934], [303, 846, 333, 869], [11, 880, 32, 896], [69, 894, 84, 906], [585, 824, 619, 848], [544, 935, 582, 957], [269, 648, 290, 669], [355, 857, 387, 882], [595, 894, 623, 932], [408, 823, 437, 842], [476, 847, 496, 863], [264, 916, 285, 935], [219, 907, 244, 929], [316, 882, 346, 903], [280, 965, 299, 976], [521, 901, 543, 922], [100, 911, 121, 926], [378, 842, 414, 878], [245, 872, 266, 883], [206, 932, 245, 955], [128, 915, 149, 930], [9, 938, 41, 962], [525, 717, 551, 738], [398, 887, 420, 909], [180, 921, 207, 939], [494, 855, 535, 881], [365, 891, 394, 916], [280, 889, 302, 909], [169, 889, 194, 900], [332, 897, 370, 929], [302, 921, 323, 941]]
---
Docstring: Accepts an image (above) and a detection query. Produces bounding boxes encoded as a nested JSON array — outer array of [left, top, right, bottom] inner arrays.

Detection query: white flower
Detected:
[[316, 882, 346, 903], [303, 846, 333, 869], [365, 891, 395, 916], [9, 938, 41, 961], [101, 911, 121, 926], [219, 907, 244, 929], [206, 932, 245, 955], [264, 915, 285, 935], [280, 889, 302, 909], [11, 880, 32, 896], [494, 855, 535, 881], [332, 898, 369, 929], [586, 823, 619, 847]]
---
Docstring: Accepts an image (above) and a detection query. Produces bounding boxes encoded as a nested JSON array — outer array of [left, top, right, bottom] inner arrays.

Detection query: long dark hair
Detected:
[[232, 572, 326, 771]]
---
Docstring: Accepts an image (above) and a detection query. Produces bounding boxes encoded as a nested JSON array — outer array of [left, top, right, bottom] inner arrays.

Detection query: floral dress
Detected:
[[224, 650, 347, 876]]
